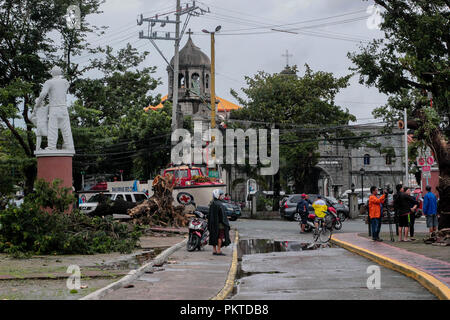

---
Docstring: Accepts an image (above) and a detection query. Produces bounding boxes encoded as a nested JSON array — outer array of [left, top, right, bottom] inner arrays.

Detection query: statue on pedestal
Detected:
[[32, 66, 74, 152]]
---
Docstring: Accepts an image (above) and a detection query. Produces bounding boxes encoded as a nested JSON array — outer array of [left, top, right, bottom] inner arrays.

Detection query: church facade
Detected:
[[148, 36, 407, 201]]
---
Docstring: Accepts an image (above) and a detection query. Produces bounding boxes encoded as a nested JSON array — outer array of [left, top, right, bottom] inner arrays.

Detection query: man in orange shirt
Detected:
[[368, 186, 386, 242]]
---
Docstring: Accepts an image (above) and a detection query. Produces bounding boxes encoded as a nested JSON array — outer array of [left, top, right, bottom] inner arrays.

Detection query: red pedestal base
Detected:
[[36, 151, 74, 190]]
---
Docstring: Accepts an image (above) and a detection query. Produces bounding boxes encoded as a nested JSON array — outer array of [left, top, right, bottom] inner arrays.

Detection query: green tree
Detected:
[[348, 0, 449, 228], [0, 0, 103, 194], [230, 65, 356, 208], [70, 44, 170, 188]]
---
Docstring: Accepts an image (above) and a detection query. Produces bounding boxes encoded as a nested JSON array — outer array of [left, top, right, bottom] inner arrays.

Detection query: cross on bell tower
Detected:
[[282, 49, 293, 67], [186, 28, 193, 38]]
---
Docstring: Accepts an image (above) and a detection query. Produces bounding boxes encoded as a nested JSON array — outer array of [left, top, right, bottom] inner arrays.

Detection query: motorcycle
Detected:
[[187, 208, 209, 252], [302, 208, 342, 232], [303, 213, 317, 233], [327, 207, 342, 230]]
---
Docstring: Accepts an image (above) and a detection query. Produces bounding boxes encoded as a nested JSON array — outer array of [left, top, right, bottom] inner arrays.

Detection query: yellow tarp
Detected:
[[144, 95, 241, 112]]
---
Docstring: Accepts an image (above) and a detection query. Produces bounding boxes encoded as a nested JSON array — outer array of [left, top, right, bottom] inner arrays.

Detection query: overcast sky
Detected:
[[73, 0, 387, 123]]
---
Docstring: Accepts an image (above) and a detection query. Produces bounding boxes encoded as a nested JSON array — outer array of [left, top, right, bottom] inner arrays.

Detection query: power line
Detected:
[[197, 4, 368, 34]]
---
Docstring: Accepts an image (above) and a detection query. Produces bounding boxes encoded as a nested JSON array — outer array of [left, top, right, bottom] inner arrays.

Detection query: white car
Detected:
[[79, 192, 148, 214]]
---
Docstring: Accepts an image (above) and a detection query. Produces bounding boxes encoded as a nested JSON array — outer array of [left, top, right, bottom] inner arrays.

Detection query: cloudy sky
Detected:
[[74, 0, 387, 123]]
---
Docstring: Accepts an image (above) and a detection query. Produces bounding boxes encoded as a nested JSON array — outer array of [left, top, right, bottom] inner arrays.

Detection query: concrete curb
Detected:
[[331, 235, 450, 300], [80, 238, 188, 300], [211, 231, 239, 300]]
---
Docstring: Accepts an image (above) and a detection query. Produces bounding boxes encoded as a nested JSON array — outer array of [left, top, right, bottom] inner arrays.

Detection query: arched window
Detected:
[[191, 73, 200, 91], [363, 154, 370, 165], [178, 74, 185, 88], [205, 74, 209, 89]]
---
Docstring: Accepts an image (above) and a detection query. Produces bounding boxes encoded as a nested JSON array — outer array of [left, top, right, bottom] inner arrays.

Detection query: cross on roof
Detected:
[[186, 28, 193, 38], [282, 49, 293, 66]]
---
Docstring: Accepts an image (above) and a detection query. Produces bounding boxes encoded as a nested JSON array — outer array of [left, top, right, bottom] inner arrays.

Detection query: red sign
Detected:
[[422, 165, 431, 172], [177, 192, 194, 205], [417, 157, 425, 166], [427, 156, 435, 165]]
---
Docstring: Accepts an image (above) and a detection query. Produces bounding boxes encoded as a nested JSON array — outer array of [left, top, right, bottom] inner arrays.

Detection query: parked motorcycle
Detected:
[[187, 208, 209, 252]]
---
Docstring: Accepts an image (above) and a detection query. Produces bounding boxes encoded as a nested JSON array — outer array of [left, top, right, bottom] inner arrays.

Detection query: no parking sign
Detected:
[[416, 157, 425, 166]]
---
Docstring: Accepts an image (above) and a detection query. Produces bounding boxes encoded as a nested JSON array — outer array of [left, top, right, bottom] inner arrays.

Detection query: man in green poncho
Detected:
[[208, 189, 231, 255]]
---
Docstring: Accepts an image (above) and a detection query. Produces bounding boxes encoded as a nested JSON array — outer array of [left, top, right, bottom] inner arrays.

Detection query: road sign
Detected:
[[208, 170, 219, 178], [417, 157, 426, 166], [426, 156, 435, 166], [177, 192, 194, 205], [422, 165, 431, 172], [247, 179, 257, 195]]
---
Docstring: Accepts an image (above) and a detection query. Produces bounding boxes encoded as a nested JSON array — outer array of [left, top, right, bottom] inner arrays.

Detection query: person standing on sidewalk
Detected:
[[396, 187, 417, 242], [423, 185, 438, 234], [393, 184, 403, 235], [297, 194, 309, 234], [368, 186, 386, 242], [208, 189, 231, 256], [404, 187, 419, 240]]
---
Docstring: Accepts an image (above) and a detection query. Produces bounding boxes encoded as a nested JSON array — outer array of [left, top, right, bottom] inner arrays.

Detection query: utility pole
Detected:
[[137, 1, 210, 141], [202, 25, 221, 173], [173, 0, 181, 135], [404, 108, 408, 185], [210, 31, 216, 132]]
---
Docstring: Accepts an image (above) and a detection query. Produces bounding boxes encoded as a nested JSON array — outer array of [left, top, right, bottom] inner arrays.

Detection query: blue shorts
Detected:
[[426, 215, 438, 228]]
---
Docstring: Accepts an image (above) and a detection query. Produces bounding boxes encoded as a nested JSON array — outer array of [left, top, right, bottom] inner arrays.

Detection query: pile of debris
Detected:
[[128, 174, 190, 227], [423, 228, 450, 246]]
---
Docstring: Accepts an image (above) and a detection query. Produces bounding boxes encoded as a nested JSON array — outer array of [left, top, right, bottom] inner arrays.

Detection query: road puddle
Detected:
[[230, 239, 334, 299], [97, 247, 166, 270], [238, 239, 330, 257]]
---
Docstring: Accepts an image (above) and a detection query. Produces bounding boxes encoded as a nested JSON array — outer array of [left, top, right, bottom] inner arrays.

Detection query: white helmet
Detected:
[[212, 189, 224, 199]]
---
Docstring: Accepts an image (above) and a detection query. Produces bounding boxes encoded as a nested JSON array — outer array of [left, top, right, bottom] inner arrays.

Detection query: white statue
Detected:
[[33, 66, 74, 151], [30, 104, 48, 151]]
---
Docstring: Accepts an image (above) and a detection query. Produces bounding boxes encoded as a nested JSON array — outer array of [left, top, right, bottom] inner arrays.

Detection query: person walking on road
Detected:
[[208, 189, 231, 256], [368, 186, 386, 242], [423, 185, 438, 234], [297, 194, 309, 234]]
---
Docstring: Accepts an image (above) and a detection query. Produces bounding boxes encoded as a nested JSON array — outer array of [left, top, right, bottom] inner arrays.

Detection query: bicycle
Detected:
[[312, 213, 333, 243]]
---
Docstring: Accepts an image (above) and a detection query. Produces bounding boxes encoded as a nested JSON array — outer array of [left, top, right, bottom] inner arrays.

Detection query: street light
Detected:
[[360, 167, 370, 236], [359, 168, 365, 200], [202, 25, 221, 133]]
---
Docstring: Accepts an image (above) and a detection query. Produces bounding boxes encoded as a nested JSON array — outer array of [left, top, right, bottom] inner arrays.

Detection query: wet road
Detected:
[[230, 218, 436, 300]]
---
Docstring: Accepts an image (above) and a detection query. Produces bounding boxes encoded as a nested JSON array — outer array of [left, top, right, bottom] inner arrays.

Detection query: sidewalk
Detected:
[[100, 230, 237, 300], [331, 233, 450, 300]]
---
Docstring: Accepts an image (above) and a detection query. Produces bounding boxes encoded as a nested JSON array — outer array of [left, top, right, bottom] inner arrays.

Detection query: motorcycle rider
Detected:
[[208, 189, 231, 256], [297, 194, 309, 234]]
